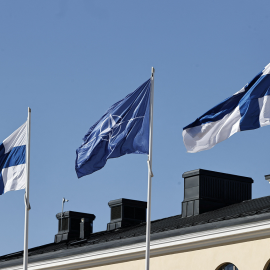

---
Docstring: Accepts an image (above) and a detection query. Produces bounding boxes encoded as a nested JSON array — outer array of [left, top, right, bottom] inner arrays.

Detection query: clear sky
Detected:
[[1, 0, 270, 256]]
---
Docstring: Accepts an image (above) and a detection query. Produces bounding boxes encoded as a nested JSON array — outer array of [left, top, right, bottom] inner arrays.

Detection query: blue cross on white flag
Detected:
[[0, 123, 27, 194], [76, 79, 151, 178], [183, 63, 270, 153]]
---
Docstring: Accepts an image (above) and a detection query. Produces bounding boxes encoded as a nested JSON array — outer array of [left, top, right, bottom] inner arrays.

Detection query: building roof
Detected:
[[1, 194, 270, 268]]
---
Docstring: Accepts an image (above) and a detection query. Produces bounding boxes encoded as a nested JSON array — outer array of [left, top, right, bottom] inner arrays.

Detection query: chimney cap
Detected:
[[56, 211, 96, 221], [108, 198, 147, 208], [182, 168, 253, 183]]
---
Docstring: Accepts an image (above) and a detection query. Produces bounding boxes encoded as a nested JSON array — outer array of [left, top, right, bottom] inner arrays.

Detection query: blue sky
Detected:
[[1, 0, 270, 255]]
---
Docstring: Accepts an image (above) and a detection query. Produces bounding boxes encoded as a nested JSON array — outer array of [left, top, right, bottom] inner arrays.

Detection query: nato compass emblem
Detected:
[[99, 114, 123, 147], [99, 114, 145, 152]]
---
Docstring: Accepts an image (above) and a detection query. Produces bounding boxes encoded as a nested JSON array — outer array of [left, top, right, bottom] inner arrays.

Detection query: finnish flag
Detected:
[[183, 63, 270, 153], [0, 123, 27, 194]]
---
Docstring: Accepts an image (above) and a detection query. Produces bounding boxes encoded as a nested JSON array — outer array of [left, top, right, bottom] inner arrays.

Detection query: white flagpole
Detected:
[[145, 67, 155, 270], [23, 107, 31, 270]]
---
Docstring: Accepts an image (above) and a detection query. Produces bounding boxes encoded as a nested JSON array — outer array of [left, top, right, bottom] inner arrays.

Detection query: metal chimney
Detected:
[[54, 211, 96, 243], [107, 198, 147, 231], [181, 169, 253, 218]]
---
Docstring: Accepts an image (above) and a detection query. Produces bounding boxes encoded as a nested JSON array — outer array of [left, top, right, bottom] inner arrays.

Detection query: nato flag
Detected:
[[75, 79, 151, 178]]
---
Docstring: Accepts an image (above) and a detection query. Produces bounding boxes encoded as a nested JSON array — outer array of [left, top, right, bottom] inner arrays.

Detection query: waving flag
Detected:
[[76, 79, 151, 177], [0, 122, 27, 194], [183, 63, 270, 153]]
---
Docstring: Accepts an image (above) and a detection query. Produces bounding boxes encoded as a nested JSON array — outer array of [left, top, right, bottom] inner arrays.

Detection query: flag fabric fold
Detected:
[[183, 63, 270, 153], [76, 79, 151, 178], [0, 122, 27, 194]]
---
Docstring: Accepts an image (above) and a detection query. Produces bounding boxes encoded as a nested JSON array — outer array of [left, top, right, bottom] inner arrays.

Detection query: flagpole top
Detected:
[[151, 67, 155, 78], [28, 107, 31, 113]]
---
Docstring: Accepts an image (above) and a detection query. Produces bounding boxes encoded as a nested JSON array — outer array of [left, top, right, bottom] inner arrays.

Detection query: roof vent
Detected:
[[107, 198, 147, 231], [54, 211, 95, 243], [181, 169, 253, 218]]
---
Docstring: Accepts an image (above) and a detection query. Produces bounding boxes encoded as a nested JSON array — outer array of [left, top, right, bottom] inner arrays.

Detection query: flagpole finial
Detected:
[[151, 67, 155, 78]]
